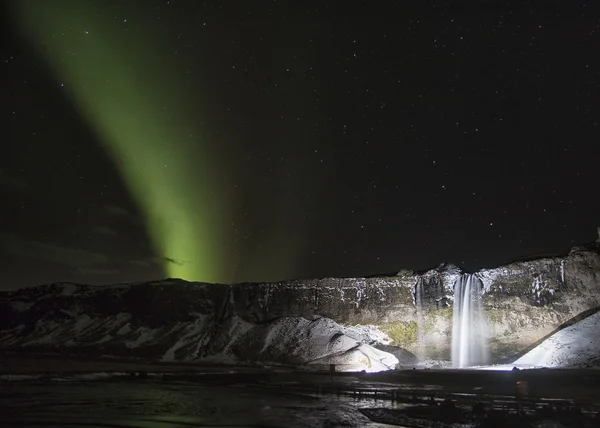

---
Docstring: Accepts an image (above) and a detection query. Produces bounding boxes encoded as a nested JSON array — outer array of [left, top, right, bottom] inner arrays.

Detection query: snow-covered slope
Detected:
[[0, 281, 398, 371], [513, 311, 600, 368], [196, 315, 398, 371]]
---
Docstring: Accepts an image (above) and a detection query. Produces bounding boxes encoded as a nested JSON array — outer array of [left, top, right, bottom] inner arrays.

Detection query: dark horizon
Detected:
[[4, 235, 599, 292]]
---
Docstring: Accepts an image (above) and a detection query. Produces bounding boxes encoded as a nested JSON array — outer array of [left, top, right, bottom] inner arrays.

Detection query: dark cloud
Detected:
[[164, 257, 185, 266], [0, 168, 30, 192], [129, 256, 162, 268], [103, 204, 131, 217], [75, 267, 121, 276], [0, 232, 109, 268], [92, 225, 118, 236]]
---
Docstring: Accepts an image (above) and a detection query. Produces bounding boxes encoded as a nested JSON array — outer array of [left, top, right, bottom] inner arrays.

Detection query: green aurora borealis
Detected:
[[15, 1, 233, 283], [4, 1, 600, 290]]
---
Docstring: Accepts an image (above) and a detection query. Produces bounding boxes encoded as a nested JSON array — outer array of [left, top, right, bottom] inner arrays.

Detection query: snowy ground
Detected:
[[513, 311, 600, 368], [213, 316, 400, 372]]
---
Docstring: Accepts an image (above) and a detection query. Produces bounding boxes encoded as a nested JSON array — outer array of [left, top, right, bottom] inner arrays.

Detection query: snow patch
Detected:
[[477, 269, 500, 294], [339, 324, 392, 345], [1, 374, 41, 381], [73, 314, 93, 332], [223, 316, 398, 372], [125, 328, 158, 349], [23, 320, 63, 344], [117, 323, 132, 335], [161, 320, 208, 361], [10, 301, 34, 312], [60, 309, 78, 317], [60, 283, 78, 296], [95, 334, 113, 344], [310, 343, 398, 372]]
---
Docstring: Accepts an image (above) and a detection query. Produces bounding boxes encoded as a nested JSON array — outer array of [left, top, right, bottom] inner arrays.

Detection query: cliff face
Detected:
[[1, 246, 599, 367], [479, 248, 600, 360], [230, 247, 600, 361]]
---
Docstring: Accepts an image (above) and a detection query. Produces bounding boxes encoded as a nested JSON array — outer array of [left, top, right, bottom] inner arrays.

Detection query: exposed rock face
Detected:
[[481, 247, 600, 360], [230, 246, 600, 361], [0, 245, 598, 367]]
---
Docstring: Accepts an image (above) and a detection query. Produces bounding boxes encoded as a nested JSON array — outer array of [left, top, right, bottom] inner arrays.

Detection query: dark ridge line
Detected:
[[3, 243, 599, 292]]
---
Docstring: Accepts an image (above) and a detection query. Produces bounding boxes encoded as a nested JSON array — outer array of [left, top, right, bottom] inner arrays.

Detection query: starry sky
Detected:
[[2, 0, 599, 290]]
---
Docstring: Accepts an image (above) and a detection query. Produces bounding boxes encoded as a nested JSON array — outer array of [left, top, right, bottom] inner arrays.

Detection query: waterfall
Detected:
[[451, 274, 488, 368], [414, 278, 426, 359]]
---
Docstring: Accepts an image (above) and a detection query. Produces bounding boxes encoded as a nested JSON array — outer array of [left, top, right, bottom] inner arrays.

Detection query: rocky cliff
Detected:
[[229, 244, 600, 362], [1, 244, 599, 368]]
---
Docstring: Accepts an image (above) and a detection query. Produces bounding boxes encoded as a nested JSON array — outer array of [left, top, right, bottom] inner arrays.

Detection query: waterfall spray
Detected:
[[451, 274, 488, 368]]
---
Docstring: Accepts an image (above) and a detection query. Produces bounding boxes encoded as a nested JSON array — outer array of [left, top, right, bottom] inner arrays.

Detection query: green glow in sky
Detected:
[[16, 1, 232, 283]]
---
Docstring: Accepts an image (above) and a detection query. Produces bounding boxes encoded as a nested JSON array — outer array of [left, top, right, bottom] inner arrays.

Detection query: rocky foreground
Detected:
[[0, 243, 599, 370]]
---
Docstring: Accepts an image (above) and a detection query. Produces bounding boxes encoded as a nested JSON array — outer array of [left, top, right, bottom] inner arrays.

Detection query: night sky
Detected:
[[2, 1, 599, 290]]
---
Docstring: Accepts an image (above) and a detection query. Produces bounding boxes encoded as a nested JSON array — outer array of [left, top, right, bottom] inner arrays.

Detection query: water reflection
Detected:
[[0, 381, 390, 427]]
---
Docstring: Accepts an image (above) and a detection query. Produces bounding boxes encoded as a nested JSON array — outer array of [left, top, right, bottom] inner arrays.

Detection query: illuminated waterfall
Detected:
[[451, 274, 488, 368], [414, 278, 426, 359]]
